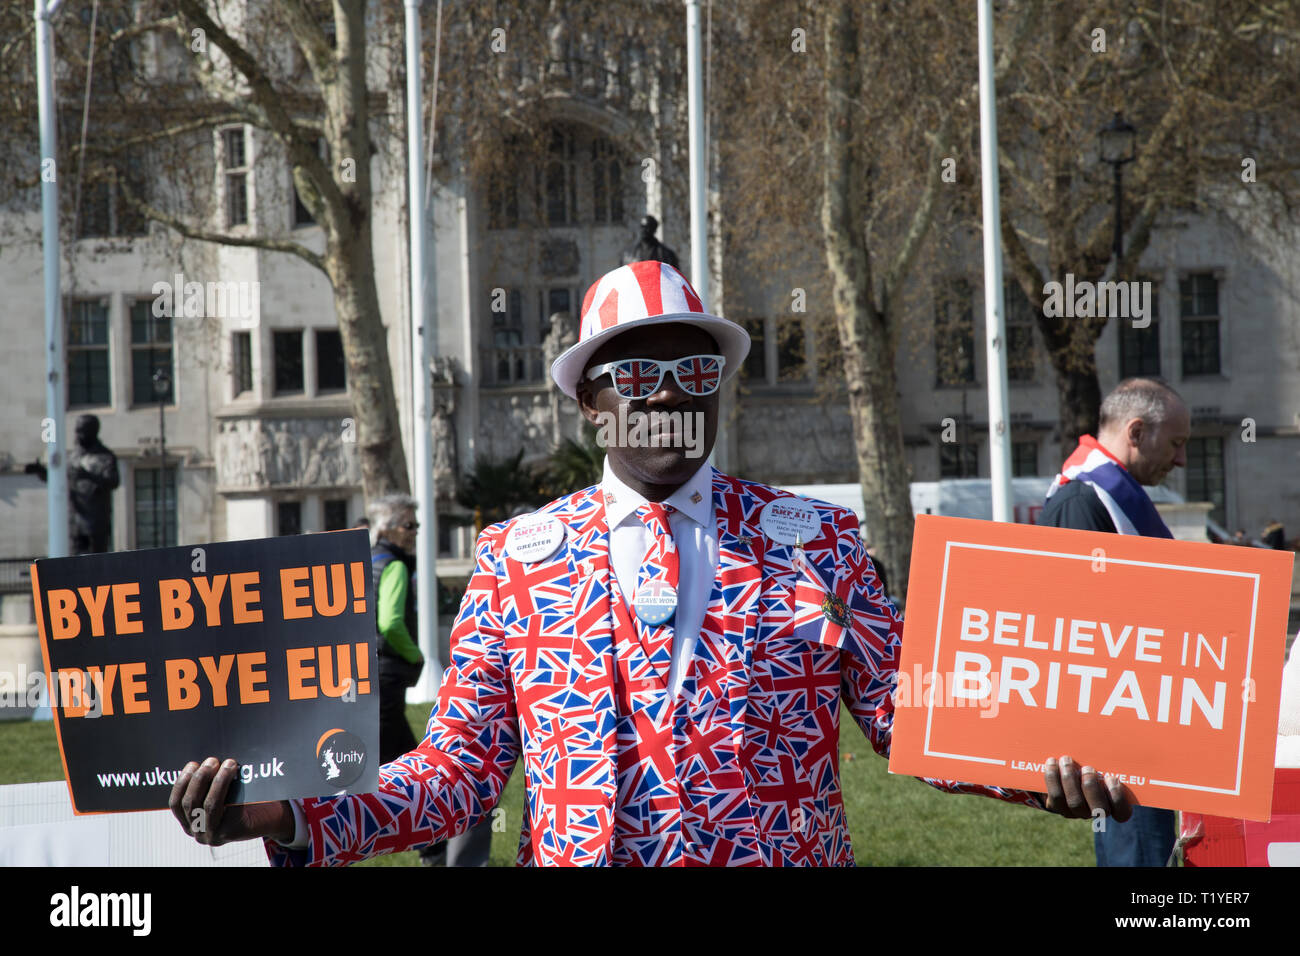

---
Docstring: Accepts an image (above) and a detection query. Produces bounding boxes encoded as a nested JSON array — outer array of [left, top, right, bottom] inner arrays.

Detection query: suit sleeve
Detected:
[[832, 512, 1045, 811], [266, 526, 521, 866]]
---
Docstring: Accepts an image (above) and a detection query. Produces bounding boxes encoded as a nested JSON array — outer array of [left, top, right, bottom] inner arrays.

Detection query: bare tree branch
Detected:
[[883, 115, 953, 307], [73, 112, 247, 155], [275, 0, 337, 90], [118, 178, 325, 272], [176, 0, 340, 212]]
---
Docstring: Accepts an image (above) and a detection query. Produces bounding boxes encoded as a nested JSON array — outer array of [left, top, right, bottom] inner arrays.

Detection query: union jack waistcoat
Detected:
[[269, 470, 1040, 867]]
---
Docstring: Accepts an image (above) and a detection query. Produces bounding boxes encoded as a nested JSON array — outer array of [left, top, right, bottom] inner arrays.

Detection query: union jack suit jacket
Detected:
[[269, 471, 1041, 867]]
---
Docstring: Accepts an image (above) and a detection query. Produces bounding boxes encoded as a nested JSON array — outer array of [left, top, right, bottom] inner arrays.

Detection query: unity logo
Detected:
[[316, 728, 367, 788]]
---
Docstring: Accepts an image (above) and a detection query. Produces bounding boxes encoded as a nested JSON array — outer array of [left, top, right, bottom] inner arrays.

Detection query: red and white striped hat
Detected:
[[550, 260, 751, 399]]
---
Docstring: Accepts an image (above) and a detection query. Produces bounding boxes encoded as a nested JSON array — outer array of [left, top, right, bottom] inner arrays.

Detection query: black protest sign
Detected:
[[31, 531, 379, 813]]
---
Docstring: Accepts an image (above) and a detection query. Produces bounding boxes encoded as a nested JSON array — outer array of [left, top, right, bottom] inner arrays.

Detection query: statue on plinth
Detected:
[[621, 215, 679, 270]]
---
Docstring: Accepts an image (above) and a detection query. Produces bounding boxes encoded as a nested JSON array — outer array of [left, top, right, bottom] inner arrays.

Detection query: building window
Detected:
[[939, 442, 979, 478], [292, 180, 314, 227], [591, 136, 625, 225], [68, 299, 111, 408], [540, 288, 572, 341], [291, 138, 327, 228], [323, 498, 349, 531], [487, 167, 519, 230], [775, 317, 808, 383], [316, 329, 346, 392], [130, 301, 173, 406], [1185, 436, 1226, 526], [134, 465, 177, 549], [1004, 281, 1036, 383], [540, 128, 577, 226], [232, 331, 253, 396], [1119, 279, 1161, 378], [740, 318, 766, 382], [814, 320, 844, 384], [491, 289, 524, 348], [277, 501, 302, 536], [1012, 440, 1038, 477], [273, 330, 304, 394], [222, 126, 249, 227], [935, 279, 976, 386], [1180, 272, 1220, 376], [78, 153, 147, 239]]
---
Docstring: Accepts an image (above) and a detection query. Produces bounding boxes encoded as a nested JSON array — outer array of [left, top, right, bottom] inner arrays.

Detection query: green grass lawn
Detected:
[[0, 704, 1092, 866]]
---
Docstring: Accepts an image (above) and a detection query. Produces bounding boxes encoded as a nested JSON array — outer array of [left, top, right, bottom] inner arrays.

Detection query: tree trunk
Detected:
[[1048, 347, 1103, 457], [823, 0, 915, 600], [324, 0, 410, 498], [327, 238, 411, 498]]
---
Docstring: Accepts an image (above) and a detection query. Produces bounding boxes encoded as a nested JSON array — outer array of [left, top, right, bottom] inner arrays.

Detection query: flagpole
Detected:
[[685, 0, 708, 310], [405, 0, 441, 700], [37, 0, 69, 559], [978, 0, 1012, 523]]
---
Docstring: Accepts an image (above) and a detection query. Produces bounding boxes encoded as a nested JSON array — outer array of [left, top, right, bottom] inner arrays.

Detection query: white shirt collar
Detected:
[[600, 455, 714, 530]]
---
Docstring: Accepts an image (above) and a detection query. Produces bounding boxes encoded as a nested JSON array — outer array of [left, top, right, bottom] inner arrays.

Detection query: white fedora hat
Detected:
[[549, 259, 751, 400]]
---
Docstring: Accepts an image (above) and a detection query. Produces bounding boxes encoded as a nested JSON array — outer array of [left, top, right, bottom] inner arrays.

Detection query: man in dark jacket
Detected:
[[1039, 377, 1190, 867]]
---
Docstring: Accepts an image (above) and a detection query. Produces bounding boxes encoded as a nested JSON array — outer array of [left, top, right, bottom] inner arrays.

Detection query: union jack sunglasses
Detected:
[[586, 354, 726, 399]]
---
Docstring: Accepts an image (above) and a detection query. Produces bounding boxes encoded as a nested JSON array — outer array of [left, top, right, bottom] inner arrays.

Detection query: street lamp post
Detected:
[[1099, 111, 1138, 270], [152, 367, 170, 547]]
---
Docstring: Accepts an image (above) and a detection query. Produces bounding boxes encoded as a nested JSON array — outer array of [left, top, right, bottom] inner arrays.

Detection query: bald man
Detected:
[[1040, 377, 1190, 866]]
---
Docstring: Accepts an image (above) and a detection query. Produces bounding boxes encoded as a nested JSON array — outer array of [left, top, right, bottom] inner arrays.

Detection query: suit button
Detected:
[[675, 717, 689, 734]]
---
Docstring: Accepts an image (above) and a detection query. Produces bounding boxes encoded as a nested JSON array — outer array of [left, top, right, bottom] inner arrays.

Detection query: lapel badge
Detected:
[[690, 491, 702, 504], [505, 514, 565, 564], [635, 579, 677, 626], [759, 497, 822, 546], [821, 593, 850, 627]]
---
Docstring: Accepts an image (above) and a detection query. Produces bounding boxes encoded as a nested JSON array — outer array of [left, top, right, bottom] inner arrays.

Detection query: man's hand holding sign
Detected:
[[170, 757, 295, 847], [32, 531, 378, 816], [890, 515, 1294, 822]]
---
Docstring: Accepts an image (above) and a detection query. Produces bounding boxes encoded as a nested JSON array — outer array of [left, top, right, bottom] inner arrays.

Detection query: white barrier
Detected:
[[0, 781, 268, 867]]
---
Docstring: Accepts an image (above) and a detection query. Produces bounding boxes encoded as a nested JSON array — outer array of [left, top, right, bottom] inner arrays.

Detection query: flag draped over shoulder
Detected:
[[1046, 434, 1172, 538]]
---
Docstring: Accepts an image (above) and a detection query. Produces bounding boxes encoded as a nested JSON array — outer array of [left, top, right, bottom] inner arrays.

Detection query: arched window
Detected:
[[591, 136, 626, 225], [542, 128, 577, 225]]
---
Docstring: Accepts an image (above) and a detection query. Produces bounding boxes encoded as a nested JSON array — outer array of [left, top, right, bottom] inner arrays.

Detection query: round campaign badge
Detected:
[[505, 514, 565, 564], [759, 497, 823, 546], [635, 580, 677, 626]]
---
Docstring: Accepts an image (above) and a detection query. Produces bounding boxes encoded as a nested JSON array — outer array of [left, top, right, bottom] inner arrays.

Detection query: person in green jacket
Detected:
[[369, 494, 425, 761], [368, 494, 494, 866]]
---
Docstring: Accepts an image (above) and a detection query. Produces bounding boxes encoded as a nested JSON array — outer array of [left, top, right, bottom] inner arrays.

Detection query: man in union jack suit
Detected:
[[172, 261, 1130, 865]]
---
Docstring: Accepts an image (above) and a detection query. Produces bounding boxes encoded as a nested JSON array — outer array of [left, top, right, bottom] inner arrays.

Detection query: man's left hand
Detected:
[[1039, 755, 1134, 823]]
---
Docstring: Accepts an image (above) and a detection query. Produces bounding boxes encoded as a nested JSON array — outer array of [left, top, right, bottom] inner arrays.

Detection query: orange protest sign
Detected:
[[889, 515, 1294, 821]]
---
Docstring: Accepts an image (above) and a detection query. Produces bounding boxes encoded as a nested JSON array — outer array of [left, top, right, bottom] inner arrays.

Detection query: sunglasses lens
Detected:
[[613, 359, 663, 398], [674, 356, 722, 395]]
